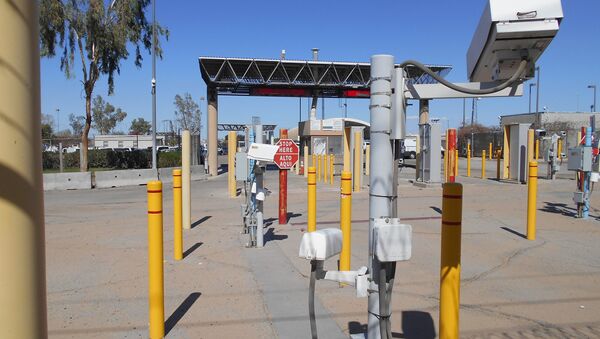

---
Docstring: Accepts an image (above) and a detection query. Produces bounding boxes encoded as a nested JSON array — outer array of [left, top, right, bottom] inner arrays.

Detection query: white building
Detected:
[[94, 134, 165, 149]]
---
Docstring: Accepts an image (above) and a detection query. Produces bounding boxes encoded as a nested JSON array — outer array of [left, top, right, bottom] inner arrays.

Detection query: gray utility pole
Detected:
[[589, 85, 597, 112], [368, 54, 396, 339], [529, 83, 536, 113], [462, 98, 466, 127], [535, 67, 540, 113], [151, 0, 157, 171], [55, 108, 60, 133], [471, 98, 475, 126]]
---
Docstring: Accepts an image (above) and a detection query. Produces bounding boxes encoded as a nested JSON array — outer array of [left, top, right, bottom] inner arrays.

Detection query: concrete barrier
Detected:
[[159, 165, 206, 183], [94, 169, 158, 189], [43, 172, 92, 191]]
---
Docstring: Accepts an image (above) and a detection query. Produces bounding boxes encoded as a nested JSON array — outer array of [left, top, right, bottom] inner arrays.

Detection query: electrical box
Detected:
[[567, 147, 592, 172], [373, 218, 412, 262], [298, 228, 342, 261], [573, 191, 585, 204], [235, 152, 248, 180]]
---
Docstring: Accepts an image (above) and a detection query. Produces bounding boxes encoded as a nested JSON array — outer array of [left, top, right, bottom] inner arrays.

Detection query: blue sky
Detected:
[[41, 0, 599, 138]]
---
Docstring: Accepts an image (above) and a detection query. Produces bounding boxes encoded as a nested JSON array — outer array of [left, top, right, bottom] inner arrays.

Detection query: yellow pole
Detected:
[[365, 144, 370, 176], [340, 171, 352, 271], [557, 139, 563, 160], [182, 130, 191, 229], [147, 181, 165, 339], [527, 162, 538, 240], [455, 150, 459, 177], [467, 145, 471, 177], [324, 153, 329, 184], [527, 129, 534, 163], [312, 153, 316, 174], [173, 169, 183, 261], [307, 167, 317, 232], [535, 139, 540, 160], [354, 131, 362, 192], [330, 154, 335, 185], [496, 150, 501, 181], [317, 154, 322, 182], [304, 146, 309, 178], [439, 183, 463, 339], [343, 127, 351, 172], [481, 150, 486, 179], [1, 2, 48, 336], [228, 131, 236, 198], [488, 142, 492, 160]]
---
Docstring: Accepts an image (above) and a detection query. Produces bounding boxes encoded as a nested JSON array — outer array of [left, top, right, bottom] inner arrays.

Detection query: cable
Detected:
[[309, 260, 318, 339], [378, 263, 389, 339], [399, 59, 529, 95], [386, 262, 397, 339]]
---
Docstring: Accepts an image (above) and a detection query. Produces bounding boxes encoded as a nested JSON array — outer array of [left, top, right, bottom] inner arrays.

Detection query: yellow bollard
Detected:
[[481, 150, 486, 179], [527, 162, 538, 240], [527, 129, 534, 163], [557, 139, 563, 160], [365, 144, 370, 176], [340, 171, 352, 271], [354, 131, 362, 191], [496, 150, 501, 181], [317, 154, 322, 182], [467, 148, 471, 177], [173, 169, 183, 261], [455, 150, 459, 177], [147, 181, 165, 339], [535, 139, 540, 160], [182, 130, 191, 229], [307, 167, 317, 232], [228, 131, 237, 198], [324, 153, 329, 184], [304, 146, 309, 178], [439, 183, 463, 339], [488, 142, 492, 160], [444, 131, 449, 182], [330, 154, 335, 185]]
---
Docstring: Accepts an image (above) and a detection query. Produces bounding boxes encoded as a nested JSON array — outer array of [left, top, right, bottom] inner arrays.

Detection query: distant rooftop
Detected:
[[199, 56, 452, 98]]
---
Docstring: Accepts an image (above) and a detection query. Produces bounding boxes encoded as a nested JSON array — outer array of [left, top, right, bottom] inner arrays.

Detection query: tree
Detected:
[[129, 117, 152, 135], [174, 93, 201, 134], [69, 113, 85, 136], [92, 95, 127, 135], [41, 114, 54, 140], [40, 0, 168, 170]]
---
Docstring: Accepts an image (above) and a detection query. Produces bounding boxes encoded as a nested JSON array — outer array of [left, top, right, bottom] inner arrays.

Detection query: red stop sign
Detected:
[[274, 139, 299, 170]]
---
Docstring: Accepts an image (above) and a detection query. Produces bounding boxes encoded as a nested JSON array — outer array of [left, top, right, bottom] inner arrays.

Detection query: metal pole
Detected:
[[354, 131, 362, 191], [182, 131, 191, 229], [340, 171, 352, 271], [228, 131, 237, 198], [207, 88, 218, 176], [0, 2, 47, 336], [59, 142, 64, 172], [368, 55, 395, 339], [279, 129, 288, 224], [462, 98, 466, 127], [535, 67, 540, 113], [151, 0, 157, 171]]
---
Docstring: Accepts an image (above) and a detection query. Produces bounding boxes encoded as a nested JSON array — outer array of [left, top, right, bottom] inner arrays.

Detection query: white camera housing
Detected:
[[298, 228, 342, 261], [467, 0, 563, 82], [247, 143, 279, 162]]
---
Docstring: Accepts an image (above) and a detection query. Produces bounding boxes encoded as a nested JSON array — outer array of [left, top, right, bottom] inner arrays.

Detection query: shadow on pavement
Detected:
[[191, 216, 211, 229], [429, 206, 442, 215], [347, 310, 435, 339], [500, 226, 527, 239], [183, 242, 203, 259], [539, 201, 579, 218], [264, 228, 288, 244], [165, 292, 201, 335]]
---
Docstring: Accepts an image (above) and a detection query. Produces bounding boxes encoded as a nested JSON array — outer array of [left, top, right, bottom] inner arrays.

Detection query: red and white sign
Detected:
[[274, 139, 299, 170]]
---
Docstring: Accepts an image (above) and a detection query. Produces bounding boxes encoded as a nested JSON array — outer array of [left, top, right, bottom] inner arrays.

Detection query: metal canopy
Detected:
[[199, 57, 452, 97], [218, 124, 277, 131]]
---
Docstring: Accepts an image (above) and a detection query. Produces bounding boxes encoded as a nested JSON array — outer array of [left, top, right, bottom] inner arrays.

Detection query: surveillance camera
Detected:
[[467, 0, 563, 82], [151, 78, 156, 85]]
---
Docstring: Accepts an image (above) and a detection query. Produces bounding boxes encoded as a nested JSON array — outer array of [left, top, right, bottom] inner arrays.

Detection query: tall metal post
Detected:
[[279, 129, 288, 224], [589, 85, 597, 112], [0, 2, 48, 337], [207, 87, 218, 176], [151, 0, 157, 171], [535, 67, 540, 113], [182, 130, 191, 229], [368, 54, 395, 339], [529, 83, 536, 113]]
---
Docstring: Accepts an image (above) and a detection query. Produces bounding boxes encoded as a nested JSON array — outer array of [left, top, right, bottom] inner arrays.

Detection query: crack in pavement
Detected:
[[463, 240, 547, 285]]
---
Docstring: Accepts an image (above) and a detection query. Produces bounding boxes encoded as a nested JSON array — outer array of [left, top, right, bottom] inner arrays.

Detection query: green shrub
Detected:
[[158, 151, 181, 168], [42, 152, 59, 170]]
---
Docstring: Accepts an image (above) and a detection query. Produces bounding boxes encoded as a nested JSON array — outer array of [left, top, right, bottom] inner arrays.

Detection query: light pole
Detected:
[[589, 85, 597, 112], [535, 67, 540, 113], [529, 83, 536, 113], [55, 108, 60, 133], [151, 0, 157, 171]]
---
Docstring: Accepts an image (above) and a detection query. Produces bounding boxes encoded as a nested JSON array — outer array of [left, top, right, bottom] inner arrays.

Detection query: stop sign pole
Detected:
[[279, 129, 289, 224]]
